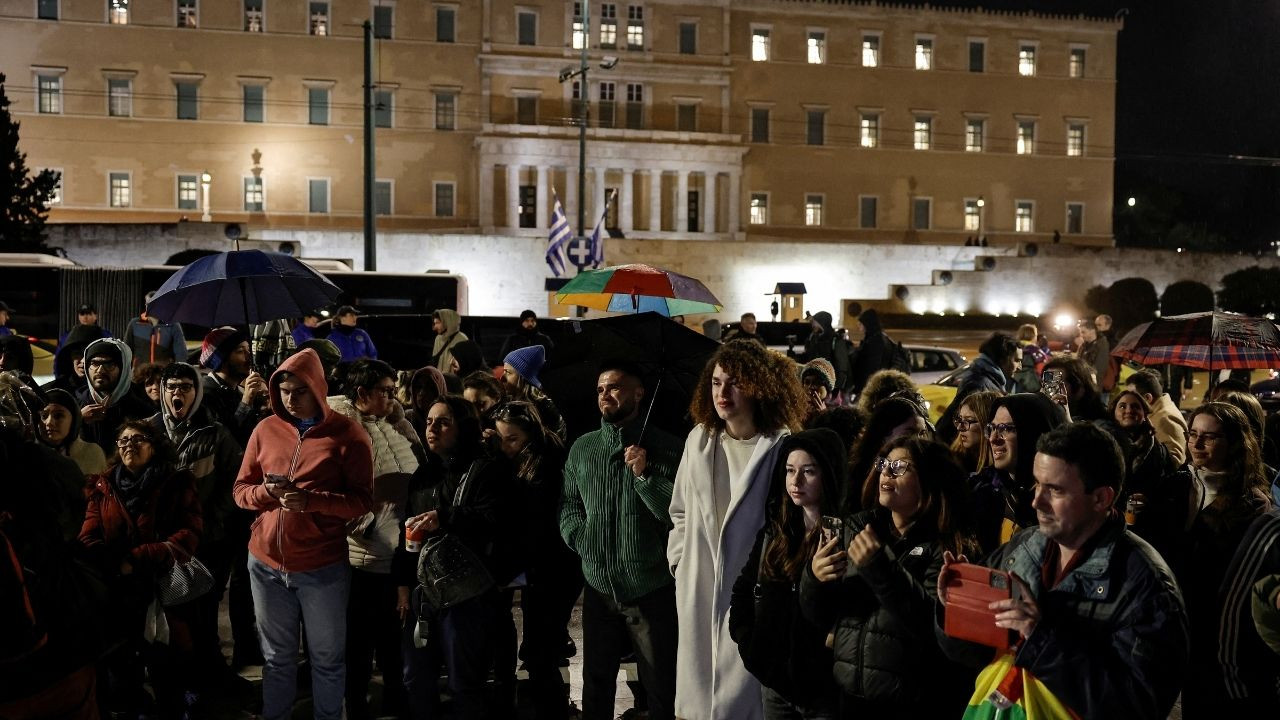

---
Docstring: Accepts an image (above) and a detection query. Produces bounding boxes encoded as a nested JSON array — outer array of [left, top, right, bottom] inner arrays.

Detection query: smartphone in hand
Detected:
[[821, 516, 844, 546]]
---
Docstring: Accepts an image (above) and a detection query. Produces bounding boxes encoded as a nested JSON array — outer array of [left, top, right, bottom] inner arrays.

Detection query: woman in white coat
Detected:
[[669, 340, 807, 720]]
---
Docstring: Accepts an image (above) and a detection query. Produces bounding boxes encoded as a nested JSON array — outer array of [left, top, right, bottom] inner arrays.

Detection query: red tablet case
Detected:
[[943, 563, 1015, 649]]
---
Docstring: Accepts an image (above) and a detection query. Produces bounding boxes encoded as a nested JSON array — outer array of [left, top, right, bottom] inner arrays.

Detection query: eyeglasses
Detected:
[[116, 435, 152, 448], [164, 382, 195, 393], [1186, 430, 1224, 444], [874, 457, 914, 478], [986, 423, 1017, 439], [953, 417, 980, 430], [88, 359, 119, 369], [368, 385, 396, 397]]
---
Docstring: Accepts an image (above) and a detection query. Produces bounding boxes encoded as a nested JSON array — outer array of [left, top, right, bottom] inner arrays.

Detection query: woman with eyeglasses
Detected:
[[729, 428, 844, 719], [1105, 389, 1187, 564], [1180, 402, 1274, 716], [396, 395, 518, 720], [947, 390, 1000, 474], [804, 436, 978, 718], [490, 400, 581, 719], [845, 397, 932, 514], [79, 420, 202, 719]]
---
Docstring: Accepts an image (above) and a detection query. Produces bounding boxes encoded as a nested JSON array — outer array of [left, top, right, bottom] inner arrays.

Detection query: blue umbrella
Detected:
[[147, 250, 341, 327]]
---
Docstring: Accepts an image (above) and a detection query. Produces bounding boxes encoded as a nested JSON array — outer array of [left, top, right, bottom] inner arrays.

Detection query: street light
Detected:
[[200, 171, 212, 222], [1127, 196, 1137, 207], [976, 195, 985, 244], [557, 5, 619, 238]]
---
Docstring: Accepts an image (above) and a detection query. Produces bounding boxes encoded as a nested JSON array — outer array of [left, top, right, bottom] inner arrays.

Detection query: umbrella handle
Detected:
[[637, 375, 663, 446]]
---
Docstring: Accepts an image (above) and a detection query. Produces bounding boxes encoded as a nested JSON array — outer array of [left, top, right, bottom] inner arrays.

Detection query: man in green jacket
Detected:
[[560, 360, 683, 720]]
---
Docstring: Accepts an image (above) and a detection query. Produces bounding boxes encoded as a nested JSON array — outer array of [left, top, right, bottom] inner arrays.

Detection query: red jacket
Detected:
[[233, 348, 373, 573], [79, 464, 202, 573]]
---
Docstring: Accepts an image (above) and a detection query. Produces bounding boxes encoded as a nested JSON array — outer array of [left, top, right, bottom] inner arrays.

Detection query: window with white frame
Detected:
[[1066, 202, 1084, 234], [1016, 120, 1035, 154], [859, 195, 877, 229], [805, 195, 823, 226], [310, 1, 328, 35], [434, 182, 455, 217], [37, 74, 62, 114], [913, 117, 932, 150], [964, 198, 981, 231], [912, 197, 931, 230], [1019, 43, 1037, 76], [109, 0, 129, 24], [176, 81, 199, 120], [1015, 201, 1034, 232], [915, 36, 933, 70], [435, 91, 456, 130], [38, 0, 58, 20], [244, 0, 264, 31], [570, 80, 585, 125], [436, 6, 455, 42], [749, 193, 767, 224], [626, 6, 644, 50], [518, 10, 537, 45], [860, 113, 879, 148], [243, 85, 264, 122], [598, 82, 616, 128], [178, 175, 199, 210], [44, 168, 63, 205], [625, 83, 643, 129], [751, 27, 770, 61], [374, 89, 393, 128], [807, 30, 826, 64], [1069, 47, 1087, 78], [571, 2, 585, 49], [599, 4, 616, 48], [374, 180, 392, 215], [244, 176, 264, 211], [108, 78, 132, 117], [109, 172, 130, 207], [373, 3, 393, 39], [862, 33, 880, 67], [308, 87, 329, 125], [1066, 123, 1085, 157], [308, 178, 329, 213], [177, 0, 197, 28], [965, 118, 984, 152]]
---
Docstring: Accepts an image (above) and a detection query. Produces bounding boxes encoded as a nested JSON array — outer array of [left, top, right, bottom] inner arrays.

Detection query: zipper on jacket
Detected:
[[275, 426, 311, 574]]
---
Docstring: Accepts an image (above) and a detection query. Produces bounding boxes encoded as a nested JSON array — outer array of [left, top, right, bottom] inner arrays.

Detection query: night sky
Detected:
[[908, 0, 1279, 251]]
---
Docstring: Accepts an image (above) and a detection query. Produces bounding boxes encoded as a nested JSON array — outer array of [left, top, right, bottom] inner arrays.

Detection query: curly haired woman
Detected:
[[668, 339, 806, 720]]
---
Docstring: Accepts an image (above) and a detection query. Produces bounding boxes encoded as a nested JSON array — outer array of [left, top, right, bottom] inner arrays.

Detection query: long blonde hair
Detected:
[[949, 390, 1000, 473]]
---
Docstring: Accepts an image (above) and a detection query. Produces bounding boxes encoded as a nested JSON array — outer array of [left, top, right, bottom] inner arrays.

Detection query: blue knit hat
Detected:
[[503, 345, 545, 389]]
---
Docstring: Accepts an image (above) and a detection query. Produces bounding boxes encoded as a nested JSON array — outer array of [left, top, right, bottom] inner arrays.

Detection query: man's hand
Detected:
[[936, 550, 970, 606], [624, 445, 648, 478], [807, 389, 826, 414], [991, 572, 1040, 639], [811, 534, 847, 582], [81, 403, 106, 423], [279, 489, 310, 512], [397, 586, 411, 622], [242, 371, 268, 405], [847, 525, 883, 568]]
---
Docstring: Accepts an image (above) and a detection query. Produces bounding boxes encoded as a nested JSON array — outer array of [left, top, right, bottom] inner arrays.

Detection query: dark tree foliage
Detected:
[[1084, 285, 1110, 315], [1106, 278, 1159, 339], [1160, 280, 1215, 317], [1219, 267, 1280, 317], [0, 73, 59, 251]]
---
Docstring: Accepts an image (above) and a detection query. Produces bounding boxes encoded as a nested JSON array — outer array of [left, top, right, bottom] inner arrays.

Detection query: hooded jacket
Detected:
[[936, 352, 1012, 444], [850, 309, 894, 394], [970, 393, 1066, 553], [0, 334, 34, 376], [404, 365, 447, 440], [803, 311, 851, 393], [729, 429, 844, 705], [75, 338, 156, 455], [232, 348, 374, 574], [430, 309, 469, 372], [124, 315, 187, 367], [149, 363, 243, 544], [40, 388, 107, 478], [51, 324, 111, 385]]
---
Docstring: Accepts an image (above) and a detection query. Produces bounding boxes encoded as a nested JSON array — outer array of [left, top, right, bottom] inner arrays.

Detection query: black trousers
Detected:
[[580, 584, 677, 720], [346, 567, 407, 720]]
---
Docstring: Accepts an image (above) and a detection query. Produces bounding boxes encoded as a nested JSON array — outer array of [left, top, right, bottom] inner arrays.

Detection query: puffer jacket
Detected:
[[799, 509, 971, 713], [149, 407, 241, 545]]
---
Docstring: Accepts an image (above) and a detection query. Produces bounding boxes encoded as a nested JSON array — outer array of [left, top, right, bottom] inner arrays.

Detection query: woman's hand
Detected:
[[811, 534, 847, 583], [847, 525, 883, 568], [397, 586, 411, 622], [407, 510, 440, 533]]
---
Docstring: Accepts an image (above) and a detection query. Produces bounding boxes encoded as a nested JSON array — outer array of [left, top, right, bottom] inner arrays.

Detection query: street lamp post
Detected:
[[558, 6, 619, 238], [976, 195, 985, 244], [200, 171, 212, 222]]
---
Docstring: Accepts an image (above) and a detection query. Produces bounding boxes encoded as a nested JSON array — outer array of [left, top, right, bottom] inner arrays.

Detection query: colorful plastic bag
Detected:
[[961, 653, 1080, 720]]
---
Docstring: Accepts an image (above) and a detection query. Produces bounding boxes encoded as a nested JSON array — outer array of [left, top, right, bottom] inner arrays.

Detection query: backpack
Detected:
[[888, 337, 912, 374]]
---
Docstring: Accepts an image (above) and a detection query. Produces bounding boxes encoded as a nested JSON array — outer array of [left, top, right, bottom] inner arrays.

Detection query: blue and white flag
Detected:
[[589, 188, 617, 269], [546, 191, 572, 277]]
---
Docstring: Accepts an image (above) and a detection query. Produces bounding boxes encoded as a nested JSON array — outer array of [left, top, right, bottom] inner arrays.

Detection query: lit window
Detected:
[[571, 2, 585, 49], [308, 87, 329, 125], [435, 183, 455, 217], [374, 180, 392, 215], [176, 82, 198, 120], [860, 113, 879, 148], [374, 89, 392, 128], [310, 2, 329, 35], [806, 110, 825, 146], [859, 196, 877, 229], [37, 75, 62, 114], [1019, 44, 1037, 76], [625, 83, 643, 129], [109, 0, 129, 25], [45, 169, 63, 206], [373, 4, 393, 39], [1066, 203, 1084, 234], [915, 37, 933, 70], [1017, 121, 1035, 155], [965, 119, 984, 152], [1069, 47, 1086, 78], [177, 0, 197, 28], [862, 34, 879, 67], [964, 199, 981, 231], [752, 28, 770, 62], [749, 193, 768, 225], [599, 4, 616, 48], [914, 117, 932, 150], [309, 178, 329, 213], [245, 0, 263, 32], [108, 78, 132, 117], [178, 175, 199, 210], [436, 6, 455, 42], [1067, 124, 1085, 157], [109, 172, 130, 207], [627, 6, 644, 50], [435, 92, 456, 130], [518, 10, 537, 45], [1015, 201, 1034, 232], [807, 31, 825, 64], [805, 195, 823, 226], [912, 197, 931, 230], [244, 177, 264, 211]]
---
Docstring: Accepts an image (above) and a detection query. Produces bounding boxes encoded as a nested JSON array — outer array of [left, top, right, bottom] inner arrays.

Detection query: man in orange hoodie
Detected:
[[233, 348, 373, 720]]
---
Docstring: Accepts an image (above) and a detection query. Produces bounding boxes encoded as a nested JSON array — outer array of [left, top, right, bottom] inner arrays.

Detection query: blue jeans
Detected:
[[401, 590, 496, 720], [248, 555, 351, 720]]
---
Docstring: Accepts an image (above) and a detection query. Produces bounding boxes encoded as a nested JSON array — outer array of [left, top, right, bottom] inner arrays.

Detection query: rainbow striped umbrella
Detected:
[[555, 263, 722, 316], [1111, 311, 1280, 370]]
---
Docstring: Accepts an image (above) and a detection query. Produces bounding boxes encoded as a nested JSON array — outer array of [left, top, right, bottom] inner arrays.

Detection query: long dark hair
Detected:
[[847, 397, 930, 511], [861, 435, 978, 556], [760, 431, 843, 582], [1187, 402, 1271, 524], [428, 395, 483, 463], [490, 400, 564, 482]]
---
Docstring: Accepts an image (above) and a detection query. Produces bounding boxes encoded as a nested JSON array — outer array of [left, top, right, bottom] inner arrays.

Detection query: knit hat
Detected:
[[200, 326, 248, 371], [801, 358, 836, 393], [503, 345, 546, 389], [298, 338, 342, 377]]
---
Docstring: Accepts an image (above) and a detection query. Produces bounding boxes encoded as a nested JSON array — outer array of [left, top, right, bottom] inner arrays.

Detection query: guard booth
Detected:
[[546, 277, 574, 318], [772, 283, 807, 323]]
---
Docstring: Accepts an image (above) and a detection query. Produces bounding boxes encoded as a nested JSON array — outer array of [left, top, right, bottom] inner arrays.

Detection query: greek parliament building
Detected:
[[1, 0, 1119, 246]]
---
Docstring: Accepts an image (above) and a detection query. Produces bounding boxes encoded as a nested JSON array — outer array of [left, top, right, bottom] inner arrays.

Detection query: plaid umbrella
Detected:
[[1110, 311, 1280, 370]]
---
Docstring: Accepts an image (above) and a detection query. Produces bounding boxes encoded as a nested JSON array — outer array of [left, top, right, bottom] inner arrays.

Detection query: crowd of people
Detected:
[[1, 300, 1279, 720]]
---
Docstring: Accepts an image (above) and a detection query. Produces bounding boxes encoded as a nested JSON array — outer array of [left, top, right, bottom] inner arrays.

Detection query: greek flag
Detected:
[[589, 189, 616, 269], [546, 192, 571, 277]]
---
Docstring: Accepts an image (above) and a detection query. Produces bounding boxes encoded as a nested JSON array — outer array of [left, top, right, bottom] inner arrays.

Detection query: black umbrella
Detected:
[[539, 312, 720, 442]]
